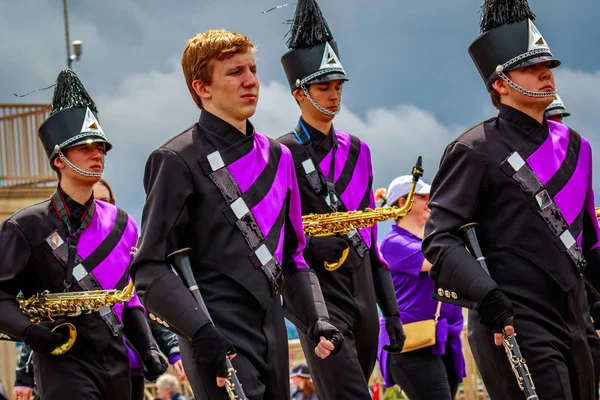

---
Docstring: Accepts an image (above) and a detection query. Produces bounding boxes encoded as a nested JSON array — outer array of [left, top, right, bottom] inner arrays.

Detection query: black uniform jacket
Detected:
[[423, 104, 600, 309], [0, 194, 135, 350], [278, 119, 387, 301], [132, 111, 311, 337]]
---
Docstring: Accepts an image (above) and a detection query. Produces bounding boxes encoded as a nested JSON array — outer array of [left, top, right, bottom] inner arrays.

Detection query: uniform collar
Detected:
[[198, 110, 255, 145], [297, 117, 334, 152], [57, 184, 94, 222], [497, 103, 549, 135]]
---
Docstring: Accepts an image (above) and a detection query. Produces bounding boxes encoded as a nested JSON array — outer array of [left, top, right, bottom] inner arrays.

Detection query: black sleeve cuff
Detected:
[[122, 306, 156, 356], [430, 244, 498, 310], [282, 269, 328, 336], [0, 299, 32, 340], [143, 270, 211, 339], [372, 266, 399, 317]]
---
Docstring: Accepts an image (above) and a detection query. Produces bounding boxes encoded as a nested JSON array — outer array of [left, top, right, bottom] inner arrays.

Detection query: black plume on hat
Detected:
[[50, 69, 98, 115], [286, 0, 333, 49], [480, 0, 536, 32]]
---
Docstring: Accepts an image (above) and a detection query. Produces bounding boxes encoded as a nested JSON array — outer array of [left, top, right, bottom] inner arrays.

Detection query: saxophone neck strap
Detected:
[[50, 190, 95, 291], [293, 119, 340, 212]]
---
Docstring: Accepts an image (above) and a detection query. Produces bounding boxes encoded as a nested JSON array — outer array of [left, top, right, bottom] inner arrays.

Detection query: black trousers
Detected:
[[179, 294, 289, 400], [469, 260, 595, 400], [131, 375, 145, 400], [299, 261, 379, 400], [388, 347, 459, 400], [33, 334, 131, 400], [584, 307, 600, 400]]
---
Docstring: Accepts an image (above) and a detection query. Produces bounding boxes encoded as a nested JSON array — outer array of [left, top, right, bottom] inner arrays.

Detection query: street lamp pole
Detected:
[[63, 0, 72, 69]]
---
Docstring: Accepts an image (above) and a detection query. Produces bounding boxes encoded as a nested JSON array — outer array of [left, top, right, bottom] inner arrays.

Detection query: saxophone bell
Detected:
[[323, 247, 350, 271], [50, 322, 77, 355]]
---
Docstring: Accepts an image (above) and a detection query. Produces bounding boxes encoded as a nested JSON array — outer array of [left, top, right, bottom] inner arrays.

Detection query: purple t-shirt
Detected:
[[377, 225, 466, 387]]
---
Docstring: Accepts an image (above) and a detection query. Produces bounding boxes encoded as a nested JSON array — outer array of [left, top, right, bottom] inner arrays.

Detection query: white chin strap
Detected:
[[496, 65, 557, 98], [301, 84, 342, 116], [58, 150, 105, 178]]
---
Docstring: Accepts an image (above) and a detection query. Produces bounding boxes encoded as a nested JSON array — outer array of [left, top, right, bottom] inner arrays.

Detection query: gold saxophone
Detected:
[[17, 280, 135, 355], [596, 207, 600, 222], [303, 156, 424, 270]]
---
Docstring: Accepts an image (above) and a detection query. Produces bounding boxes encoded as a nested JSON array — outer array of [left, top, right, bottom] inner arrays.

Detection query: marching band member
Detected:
[[131, 29, 343, 400], [423, 0, 600, 397], [13, 178, 181, 400], [0, 69, 165, 400], [545, 95, 600, 399], [277, 1, 405, 398]]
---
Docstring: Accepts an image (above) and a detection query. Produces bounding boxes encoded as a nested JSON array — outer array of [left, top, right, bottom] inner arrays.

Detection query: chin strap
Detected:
[[301, 84, 343, 116], [56, 146, 105, 178], [495, 64, 557, 99]]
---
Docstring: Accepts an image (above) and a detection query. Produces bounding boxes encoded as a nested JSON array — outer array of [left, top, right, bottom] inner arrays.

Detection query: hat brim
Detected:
[[546, 109, 571, 118], [510, 55, 561, 71], [386, 187, 431, 208], [305, 72, 349, 86], [65, 136, 113, 152], [290, 372, 311, 378]]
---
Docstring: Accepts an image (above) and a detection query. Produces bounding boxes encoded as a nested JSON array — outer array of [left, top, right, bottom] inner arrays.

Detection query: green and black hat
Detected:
[[38, 69, 112, 167]]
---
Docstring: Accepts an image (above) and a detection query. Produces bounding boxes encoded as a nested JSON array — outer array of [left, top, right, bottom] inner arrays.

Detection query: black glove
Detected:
[[305, 236, 350, 265], [371, 266, 405, 353], [308, 317, 344, 356], [478, 289, 514, 333], [141, 345, 168, 381], [191, 324, 236, 379], [22, 323, 64, 355], [382, 315, 406, 354]]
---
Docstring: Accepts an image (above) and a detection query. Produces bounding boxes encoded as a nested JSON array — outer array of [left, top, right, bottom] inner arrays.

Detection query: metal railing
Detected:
[[0, 104, 56, 187]]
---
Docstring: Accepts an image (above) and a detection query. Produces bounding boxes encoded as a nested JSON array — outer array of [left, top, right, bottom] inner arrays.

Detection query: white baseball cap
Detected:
[[385, 175, 431, 207]]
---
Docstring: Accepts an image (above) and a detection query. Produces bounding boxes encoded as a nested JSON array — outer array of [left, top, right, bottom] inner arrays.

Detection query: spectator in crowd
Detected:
[[375, 177, 466, 399], [155, 374, 187, 400], [290, 362, 317, 400]]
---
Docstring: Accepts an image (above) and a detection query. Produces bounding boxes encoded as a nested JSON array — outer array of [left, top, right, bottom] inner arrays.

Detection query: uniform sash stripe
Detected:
[[333, 135, 362, 198]]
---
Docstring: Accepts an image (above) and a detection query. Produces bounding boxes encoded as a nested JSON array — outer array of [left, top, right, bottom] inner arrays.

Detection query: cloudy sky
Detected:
[[1, 0, 599, 239]]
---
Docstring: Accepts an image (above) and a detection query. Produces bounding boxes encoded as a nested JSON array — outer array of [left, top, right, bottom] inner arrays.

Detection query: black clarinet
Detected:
[[460, 223, 538, 400], [169, 248, 248, 400]]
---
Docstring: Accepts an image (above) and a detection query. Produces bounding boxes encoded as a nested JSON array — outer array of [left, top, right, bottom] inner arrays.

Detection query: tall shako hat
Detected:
[[468, 0, 560, 97], [38, 69, 111, 177], [281, 0, 347, 115], [545, 94, 571, 118]]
